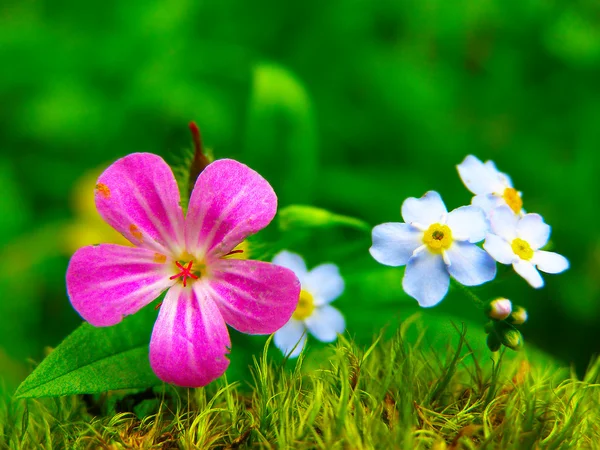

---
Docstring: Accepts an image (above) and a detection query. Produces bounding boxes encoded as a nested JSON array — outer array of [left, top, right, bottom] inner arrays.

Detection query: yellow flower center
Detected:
[[503, 187, 522, 214], [292, 290, 315, 320], [170, 252, 205, 287], [423, 223, 453, 252], [511, 238, 534, 261]]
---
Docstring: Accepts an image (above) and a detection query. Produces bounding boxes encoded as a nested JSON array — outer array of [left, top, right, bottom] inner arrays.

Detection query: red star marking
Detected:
[[169, 261, 199, 287]]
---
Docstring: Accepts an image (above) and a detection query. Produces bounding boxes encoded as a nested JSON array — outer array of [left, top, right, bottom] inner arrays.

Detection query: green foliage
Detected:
[[1, 0, 599, 415], [278, 204, 370, 232], [2, 325, 599, 449], [15, 305, 160, 398], [242, 63, 318, 206]]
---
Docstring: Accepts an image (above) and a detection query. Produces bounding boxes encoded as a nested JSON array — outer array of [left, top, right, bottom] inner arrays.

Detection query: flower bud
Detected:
[[486, 332, 501, 352], [485, 298, 512, 321], [507, 306, 528, 325], [484, 321, 494, 334], [494, 320, 523, 351]]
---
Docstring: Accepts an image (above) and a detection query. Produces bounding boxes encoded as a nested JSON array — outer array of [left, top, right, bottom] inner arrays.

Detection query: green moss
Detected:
[[2, 323, 599, 449]]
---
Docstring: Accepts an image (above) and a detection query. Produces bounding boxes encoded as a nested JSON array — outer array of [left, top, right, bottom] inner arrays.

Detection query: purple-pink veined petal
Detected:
[[370, 223, 422, 267], [516, 214, 550, 250], [95, 153, 185, 255], [185, 159, 277, 259], [401, 191, 447, 227], [149, 284, 231, 387], [403, 251, 449, 307], [484, 233, 515, 265], [533, 251, 569, 274], [66, 244, 174, 327], [445, 242, 496, 286], [446, 206, 489, 242], [489, 205, 519, 241], [274, 319, 306, 358], [513, 260, 544, 288], [207, 259, 301, 334]]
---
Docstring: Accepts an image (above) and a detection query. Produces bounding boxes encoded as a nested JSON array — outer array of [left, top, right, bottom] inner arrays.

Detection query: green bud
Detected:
[[486, 332, 501, 352], [485, 297, 512, 321], [484, 321, 494, 334], [494, 320, 523, 351], [507, 306, 528, 325], [278, 205, 370, 231]]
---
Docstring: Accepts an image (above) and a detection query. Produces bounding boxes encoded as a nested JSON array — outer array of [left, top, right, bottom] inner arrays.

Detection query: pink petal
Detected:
[[149, 284, 231, 387], [66, 244, 174, 327], [185, 159, 277, 259], [95, 153, 185, 255], [207, 259, 301, 334]]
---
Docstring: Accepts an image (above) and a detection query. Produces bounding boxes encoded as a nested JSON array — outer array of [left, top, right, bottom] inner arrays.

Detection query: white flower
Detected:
[[457, 155, 524, 216], [484, 206, 569, 288], [271, 251, 345, 358], [370, 191, 496, 307]]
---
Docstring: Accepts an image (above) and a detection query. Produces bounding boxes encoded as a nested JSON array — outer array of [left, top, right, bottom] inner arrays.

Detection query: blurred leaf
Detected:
[[15, 305, 160, 398], [0, 223, 65, 359], [0, 158, 31, 246], [242, 63, 318, 205], [278, 205, 370, 232]]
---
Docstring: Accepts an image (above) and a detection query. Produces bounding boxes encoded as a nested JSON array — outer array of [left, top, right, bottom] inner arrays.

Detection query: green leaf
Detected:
[[278, 205, 370, 232], [15, 305, 161, 398], [242, 63, 318, 205]]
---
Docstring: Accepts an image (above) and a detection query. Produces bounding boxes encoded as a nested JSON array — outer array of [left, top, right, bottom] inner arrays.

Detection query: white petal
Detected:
[[370, 223, 422, 267], [486, 160, 514, 189], [516, 214, 550, 250], [273, 319, 307, 358], [402, 251, 449, 307], [472, 194, 503, 215], [484, 233, 515, 264], [446, 242, 496, 286], [304, 305, 345, 343], [272, 250, 308, 280], [457, 155, 503, 195], [489, 206, 518, 241], [446, 206, 489, 242], [513, 260, 544, 288], [303, 263, 345, 305], [401, 191, 447, 226], [533, 251, 569, 274]]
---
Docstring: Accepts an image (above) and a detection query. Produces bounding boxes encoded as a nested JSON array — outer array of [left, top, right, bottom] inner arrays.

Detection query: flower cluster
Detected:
[[67, 147, 569, 389], [370, 155, 569, 324]]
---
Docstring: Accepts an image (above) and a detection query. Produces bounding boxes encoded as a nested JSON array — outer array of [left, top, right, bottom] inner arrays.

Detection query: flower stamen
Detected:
[[503, 187, 522, 214], [423, 223, 453, 252], [511, 238, 534, 261], [170, 260, 199, 287]]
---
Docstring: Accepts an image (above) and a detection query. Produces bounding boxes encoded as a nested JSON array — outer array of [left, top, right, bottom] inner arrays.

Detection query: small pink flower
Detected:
[[66, 153, 300, 387]]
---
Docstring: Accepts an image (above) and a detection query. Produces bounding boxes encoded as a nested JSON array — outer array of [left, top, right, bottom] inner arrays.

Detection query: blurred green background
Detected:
[[1, 0, 599, 392]]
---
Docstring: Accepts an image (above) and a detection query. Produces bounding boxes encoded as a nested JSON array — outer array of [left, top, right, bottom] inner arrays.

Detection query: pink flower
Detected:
[[66, 153, 301, 387]]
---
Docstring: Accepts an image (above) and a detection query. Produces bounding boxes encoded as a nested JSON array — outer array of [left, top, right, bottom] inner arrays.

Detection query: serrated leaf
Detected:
[[15, 305, 161, 398], [242, 63, 318, 205], [278, 205, 370, 232]]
